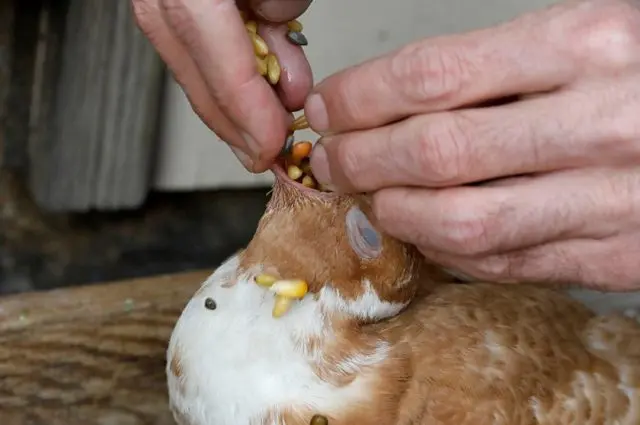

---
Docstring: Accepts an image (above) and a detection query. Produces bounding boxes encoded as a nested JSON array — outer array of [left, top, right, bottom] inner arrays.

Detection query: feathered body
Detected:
[[167, 167, 640, 425]]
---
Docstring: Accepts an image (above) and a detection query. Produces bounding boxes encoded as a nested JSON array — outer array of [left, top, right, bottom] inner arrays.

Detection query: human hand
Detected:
[[132, 0, 314, 172], [305, 0, 640, 291]]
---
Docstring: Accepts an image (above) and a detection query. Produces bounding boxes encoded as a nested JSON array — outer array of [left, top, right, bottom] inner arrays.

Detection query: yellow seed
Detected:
[[256, 56, 267, 76], [272, 295, 294, 318], [270, 279, 309, 298], [287, 164, 303, 180], [252, 33, 269, 57], [287, 20, 303, 32], [266, 53, 281, 85], [301, 175, 316, 188], [245, 20, 257, 34], [290, 114, 309, 131], [255, 273, 277, 287]]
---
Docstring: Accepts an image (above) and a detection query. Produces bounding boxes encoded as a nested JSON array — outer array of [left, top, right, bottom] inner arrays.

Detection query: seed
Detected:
[[310, 415, 328, 425], [255, 273, 277, 287], [287, 164, 303, 180], [256, 56, 268, 76], [286, 31, 308, 46], [281, 133, 295, 155], [252, 33, 269, 57], [301, 175, 316, 188], [204, 297, 217, 310], [290, 114, 309, 131], [266, 53, 281, 85], [287, 19, 303, 32], [291, 141, 313, 163], [245, 20, 257, 34], [272, 295, 294, 318], [270, 279, 308, 299]]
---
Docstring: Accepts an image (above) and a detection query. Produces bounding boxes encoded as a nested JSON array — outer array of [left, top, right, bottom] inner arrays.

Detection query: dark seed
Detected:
[[309, 414, 328, 425], [204, 297, 217, 310], [286, 31, 308, 46], [281, 133, 295, 155]]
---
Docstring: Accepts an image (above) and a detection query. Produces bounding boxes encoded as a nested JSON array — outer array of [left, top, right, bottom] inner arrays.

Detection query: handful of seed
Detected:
[[255, 273, 309, 318]]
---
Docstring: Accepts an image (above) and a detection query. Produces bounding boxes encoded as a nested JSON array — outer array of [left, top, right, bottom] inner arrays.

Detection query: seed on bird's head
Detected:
[[204, 297, 217, 310], [310, 414, 328, 425], [286, 31, 308, 46], [245, 20, 257, 34]]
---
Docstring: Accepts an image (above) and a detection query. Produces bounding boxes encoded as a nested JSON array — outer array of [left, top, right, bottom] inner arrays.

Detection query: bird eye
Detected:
[[345, 206, 382, 259]]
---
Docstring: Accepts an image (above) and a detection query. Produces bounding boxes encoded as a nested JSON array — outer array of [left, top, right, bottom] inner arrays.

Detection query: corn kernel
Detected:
[[251, 33, 269, 57], [287, 164, 303, 180], [256, 56, 267, 76], [270, 279, 308, 299], [266, 53, 281, 85], [287, 20, 303, 32], [272, 295, 294, 318], [255, 273, 277, 287], [291, 141, 312, 163]]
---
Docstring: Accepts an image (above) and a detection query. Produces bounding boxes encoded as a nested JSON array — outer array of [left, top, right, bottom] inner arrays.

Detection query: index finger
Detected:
[[161, 0, 291, 169], [303, 2, 582, 135]]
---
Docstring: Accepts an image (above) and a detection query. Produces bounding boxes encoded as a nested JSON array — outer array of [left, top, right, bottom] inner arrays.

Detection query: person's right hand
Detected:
[[132, 0, 314, 172]]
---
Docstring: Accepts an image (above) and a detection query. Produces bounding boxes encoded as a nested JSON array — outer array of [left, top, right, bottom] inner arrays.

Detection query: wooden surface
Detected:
[[0, 269, 210, 425], [28, 0, 165, 212]]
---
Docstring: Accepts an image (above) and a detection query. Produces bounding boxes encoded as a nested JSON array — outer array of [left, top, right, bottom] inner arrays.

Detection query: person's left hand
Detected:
[[305, 0, 640, 291]]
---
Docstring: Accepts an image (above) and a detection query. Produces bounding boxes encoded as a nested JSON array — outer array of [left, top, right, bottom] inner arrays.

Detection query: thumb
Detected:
[[250, 0, 313, 23]]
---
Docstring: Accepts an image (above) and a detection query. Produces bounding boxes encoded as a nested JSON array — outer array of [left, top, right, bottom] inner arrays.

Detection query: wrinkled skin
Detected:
[[131, 0, 314, 171], [305, 0, 640, 291], [133, 0, 640, 292]]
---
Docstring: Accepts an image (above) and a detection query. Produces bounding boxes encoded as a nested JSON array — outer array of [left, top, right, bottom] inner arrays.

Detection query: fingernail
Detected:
[[309, 141, 335, 190], [304, 93, 329, 133], [241, 131, 261, 158], [230, 146, 254, 170]]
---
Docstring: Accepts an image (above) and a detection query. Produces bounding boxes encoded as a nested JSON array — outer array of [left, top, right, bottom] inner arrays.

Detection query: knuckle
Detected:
[[388, 42, 473, 105], [413, 114, 469, 185], [439, 199, 497, 256], [567, 0, 640, 69]]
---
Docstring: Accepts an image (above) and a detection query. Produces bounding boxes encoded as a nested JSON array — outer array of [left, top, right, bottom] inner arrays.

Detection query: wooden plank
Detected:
[[28, 0, 165, 212], [0, 269, 210, 425]]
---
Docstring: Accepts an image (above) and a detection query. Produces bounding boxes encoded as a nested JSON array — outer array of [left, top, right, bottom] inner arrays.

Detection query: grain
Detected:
[[252, 33, 269, 57], [287, 20, 303, 32], [266, 53, 281, 85]]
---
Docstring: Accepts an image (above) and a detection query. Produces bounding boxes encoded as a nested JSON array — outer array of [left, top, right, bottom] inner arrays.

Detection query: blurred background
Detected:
[[0, 0, 636, 313]]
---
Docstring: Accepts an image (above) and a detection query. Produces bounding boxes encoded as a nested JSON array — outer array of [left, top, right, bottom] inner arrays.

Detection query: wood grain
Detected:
[[0, 269, 210, 425], [28, 0, 165, 212]]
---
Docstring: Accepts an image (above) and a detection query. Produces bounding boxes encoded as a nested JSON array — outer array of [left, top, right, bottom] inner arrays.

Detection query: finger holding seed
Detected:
[[258, 23, 314, 111]]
